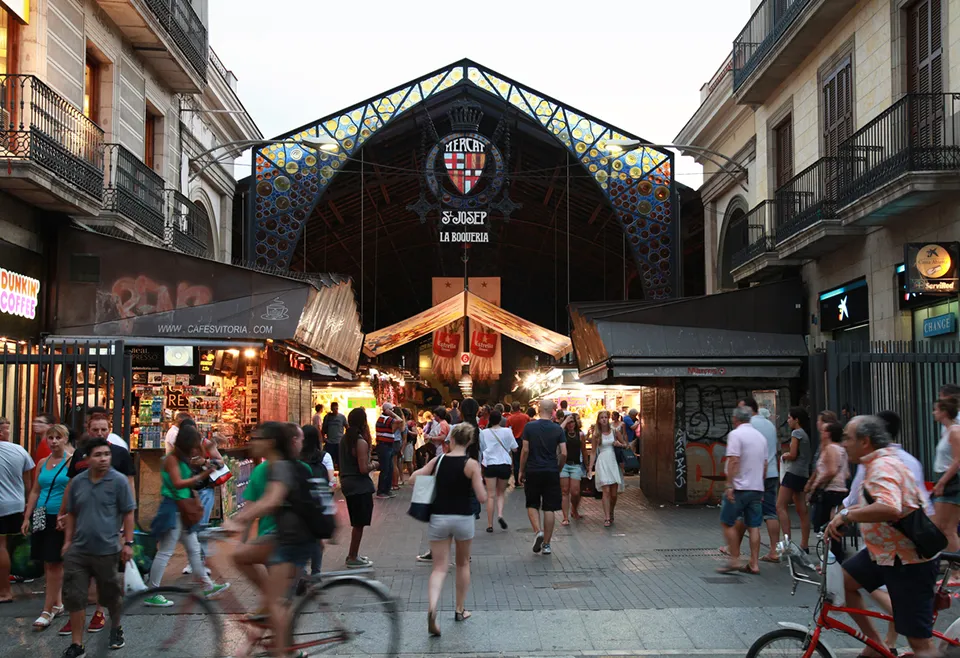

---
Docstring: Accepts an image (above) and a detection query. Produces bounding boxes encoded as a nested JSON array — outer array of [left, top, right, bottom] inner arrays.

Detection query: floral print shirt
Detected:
[[859, 446, 932, 566]]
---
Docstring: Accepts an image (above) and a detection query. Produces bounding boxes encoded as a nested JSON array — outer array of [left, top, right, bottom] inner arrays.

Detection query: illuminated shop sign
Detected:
[[818, 278, 869, 333], [0, 267, 40, 320], [904, 242, 960, 294]]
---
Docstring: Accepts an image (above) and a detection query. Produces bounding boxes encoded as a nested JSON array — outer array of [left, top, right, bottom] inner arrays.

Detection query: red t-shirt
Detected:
[[507, 413, 530, 440], [478, 418, 488, 430], [33, 436, 51, 463]]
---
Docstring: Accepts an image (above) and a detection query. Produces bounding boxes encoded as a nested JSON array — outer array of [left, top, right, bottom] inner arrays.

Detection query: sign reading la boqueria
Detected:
[[407, 101, 520, 244], [905, 242, 960, 294]]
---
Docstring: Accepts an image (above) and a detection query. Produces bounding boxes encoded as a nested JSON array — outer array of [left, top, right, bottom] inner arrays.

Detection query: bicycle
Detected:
[[746, 534, 960, 657], [96, 527, 400, 657]]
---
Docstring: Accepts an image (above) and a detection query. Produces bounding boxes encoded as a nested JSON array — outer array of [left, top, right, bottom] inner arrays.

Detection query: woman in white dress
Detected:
[[588, 410, 626, 527]]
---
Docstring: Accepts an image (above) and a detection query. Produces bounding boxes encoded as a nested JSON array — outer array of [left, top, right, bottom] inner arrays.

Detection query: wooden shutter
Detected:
[[823, 57, 853, 157], [908, 0, 944, 147], [775, 118, 794, 189]]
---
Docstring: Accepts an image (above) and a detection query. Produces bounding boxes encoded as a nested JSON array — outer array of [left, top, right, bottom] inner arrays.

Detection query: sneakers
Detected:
[[376, 492, 396, 499], [533, 532, 544, 554], [498, 517, 508, 530], [202, 583, 230, 599], [182, 564, 212, 576], [542, 543, 552, 555], [61, 644, 85, 658], [87, 610, 105, 633], [58, 619, 73, 636], [416, 551, 433, 563], [345, 556, 373, 568], [143, 594, 175, 608], [109, 626, 125, 650]]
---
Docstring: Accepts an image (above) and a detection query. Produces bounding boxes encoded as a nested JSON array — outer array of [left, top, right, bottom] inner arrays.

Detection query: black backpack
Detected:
[[290, 461, 337, 540]]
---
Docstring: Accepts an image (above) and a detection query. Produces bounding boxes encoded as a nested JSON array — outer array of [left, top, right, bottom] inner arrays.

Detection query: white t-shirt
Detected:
[[164, 426, 179, 452], [726, 424, 768, 492], [107, 432, 129, 451], [749, 415, 779, 479], [0, 441, 35, 516], [479, 427, 518, 467]]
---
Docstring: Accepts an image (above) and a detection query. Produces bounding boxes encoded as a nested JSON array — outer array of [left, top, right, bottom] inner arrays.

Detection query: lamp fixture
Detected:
[[605, 138, 641, 155], [302, 135, 340, 152]]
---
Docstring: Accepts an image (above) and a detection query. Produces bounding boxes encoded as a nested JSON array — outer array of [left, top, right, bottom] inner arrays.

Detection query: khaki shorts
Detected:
[[63, 550, 122, 613]]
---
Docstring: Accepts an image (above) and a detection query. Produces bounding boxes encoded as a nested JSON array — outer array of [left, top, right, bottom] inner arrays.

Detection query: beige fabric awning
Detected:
[[362, 291, 571, 359]]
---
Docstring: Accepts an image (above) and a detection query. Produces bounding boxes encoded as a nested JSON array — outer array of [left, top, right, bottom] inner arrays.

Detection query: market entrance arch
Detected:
[[249, 59, 681, 334]]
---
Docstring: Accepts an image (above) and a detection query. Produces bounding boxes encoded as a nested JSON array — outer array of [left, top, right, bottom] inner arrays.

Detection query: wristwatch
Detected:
[[124, 541, 135, 547], [839, 509, 850, 524]]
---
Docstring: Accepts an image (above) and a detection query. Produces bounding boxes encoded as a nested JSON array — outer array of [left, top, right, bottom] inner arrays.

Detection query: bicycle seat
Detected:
[[941, 551, 960, 564]]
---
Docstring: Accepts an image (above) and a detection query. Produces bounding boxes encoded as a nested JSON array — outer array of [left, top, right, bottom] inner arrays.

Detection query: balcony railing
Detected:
[[731, 202, 778, 269], [838, 93, 960, 206], [209, 47, 229, 81], [165, 189, 208, 254], [733, 0, 812, 90], [0, 74, 104, 199], [103, 144, 165, 238], [144, 0, 208, 79], [774, 157, 841, 244]]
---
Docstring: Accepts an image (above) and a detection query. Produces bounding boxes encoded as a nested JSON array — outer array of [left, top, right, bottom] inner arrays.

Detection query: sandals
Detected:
[[455, 609, 472, 621], [716, 564, 742, 574], [33, 610, 56, 630], [561, 519, 570, 526], [603, 520, 611, 527], [486, 527, 494, 533], [739, 565, 760, 575], [759, 554, 780, 563]]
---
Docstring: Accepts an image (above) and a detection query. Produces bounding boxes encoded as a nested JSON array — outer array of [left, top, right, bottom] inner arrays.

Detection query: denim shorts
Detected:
[[270, 541, 316, 568], [762, 477, 779, 521], [843, 548, 939, 639], [559, 463, 585, 480], [719, 490, 763, 529]]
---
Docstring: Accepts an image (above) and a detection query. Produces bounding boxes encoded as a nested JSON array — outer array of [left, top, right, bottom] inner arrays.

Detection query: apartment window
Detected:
[[822, 57, 853, 158], [774, 117, 794, 190], [144, 113, 156, 169], [908, 0, 944, 148], [0, 8, 21, 76], [83, 54, 101, 122]]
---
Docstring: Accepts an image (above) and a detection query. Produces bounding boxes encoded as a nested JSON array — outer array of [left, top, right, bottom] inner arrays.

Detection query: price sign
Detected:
[[165, 387, 189, 410], [460, 352, 471, 366]]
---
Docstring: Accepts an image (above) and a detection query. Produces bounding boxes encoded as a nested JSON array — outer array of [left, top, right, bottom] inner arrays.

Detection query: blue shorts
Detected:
[[762, 477, 778, 521], [269, 541, 316, 568], [842, 548, 938, 639], [559, 464, 585, 479], [719, 490, 763, 529]]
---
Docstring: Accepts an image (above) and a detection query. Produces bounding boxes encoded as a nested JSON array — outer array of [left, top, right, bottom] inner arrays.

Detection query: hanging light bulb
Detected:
[[459, 373, 473, 396]]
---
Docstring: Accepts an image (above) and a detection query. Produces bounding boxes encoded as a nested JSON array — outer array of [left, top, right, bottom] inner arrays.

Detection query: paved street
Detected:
[[3, 477, 958, 657]]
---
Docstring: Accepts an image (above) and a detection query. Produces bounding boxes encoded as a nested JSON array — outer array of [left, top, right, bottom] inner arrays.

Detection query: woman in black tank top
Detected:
[[411, 422, 486, 637], [559, 413, 585, 525]]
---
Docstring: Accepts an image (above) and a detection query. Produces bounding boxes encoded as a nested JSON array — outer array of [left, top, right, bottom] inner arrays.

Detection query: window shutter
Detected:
[[775, 118, 793, 189], [908, 0, 944, 146]]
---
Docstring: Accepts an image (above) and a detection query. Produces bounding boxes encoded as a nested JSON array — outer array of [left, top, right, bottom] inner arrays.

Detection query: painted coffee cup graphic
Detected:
[[262, 297, 289, 321]]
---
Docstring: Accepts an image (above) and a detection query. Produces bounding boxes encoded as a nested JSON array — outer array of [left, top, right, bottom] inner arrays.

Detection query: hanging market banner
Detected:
[[466, 292, 572, 359], [362, 291, 465, 358], [433, 277, 502, 382]]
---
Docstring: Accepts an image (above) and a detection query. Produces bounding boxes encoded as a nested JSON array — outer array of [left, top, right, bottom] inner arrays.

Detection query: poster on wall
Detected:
[[432, 277, 501, 382]]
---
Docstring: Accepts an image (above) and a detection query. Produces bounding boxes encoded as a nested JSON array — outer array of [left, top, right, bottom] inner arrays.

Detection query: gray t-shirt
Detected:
[[0, 442, 35, 516], [785, 428, 812, 478], [322, 412, 346, 443], [269, 460, 314, 546], [749, 416, 779, 480], [66, 468, 136, 556]]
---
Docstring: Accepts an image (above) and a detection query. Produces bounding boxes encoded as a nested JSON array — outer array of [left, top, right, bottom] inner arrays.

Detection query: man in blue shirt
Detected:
[[519, 400, 567, 556]]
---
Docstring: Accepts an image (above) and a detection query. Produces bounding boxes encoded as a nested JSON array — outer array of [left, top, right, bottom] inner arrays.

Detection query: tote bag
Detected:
[[408, 455, 444, 522]]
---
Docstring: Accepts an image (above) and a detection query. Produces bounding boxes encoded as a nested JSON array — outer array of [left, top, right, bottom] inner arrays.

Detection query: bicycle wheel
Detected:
[[746, 628, 831, 658], [290, 577, 400, 657], [92, 586, 223, 658]]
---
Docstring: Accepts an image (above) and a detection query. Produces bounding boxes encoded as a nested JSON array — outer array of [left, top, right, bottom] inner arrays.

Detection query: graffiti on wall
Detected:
[[678, 382, 790, 504], [109, 276, 214, 319], [674, 428, 687, 491]]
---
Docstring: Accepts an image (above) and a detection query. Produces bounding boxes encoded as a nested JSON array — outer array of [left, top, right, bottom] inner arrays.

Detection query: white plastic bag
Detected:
[[825, 549, 845, 606], [124, 559, 147, 595]]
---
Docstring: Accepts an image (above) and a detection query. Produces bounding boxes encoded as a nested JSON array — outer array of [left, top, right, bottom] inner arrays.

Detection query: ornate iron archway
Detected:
[[250, 59, 678, 299]]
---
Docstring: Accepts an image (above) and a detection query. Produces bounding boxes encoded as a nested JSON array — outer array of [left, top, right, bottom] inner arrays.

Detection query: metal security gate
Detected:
[[811, 340, 960, 477], [1, 339, 132, 451]]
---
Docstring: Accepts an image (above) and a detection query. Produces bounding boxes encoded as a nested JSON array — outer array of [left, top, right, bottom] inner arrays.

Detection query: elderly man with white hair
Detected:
[[374, 403, 403, 499]]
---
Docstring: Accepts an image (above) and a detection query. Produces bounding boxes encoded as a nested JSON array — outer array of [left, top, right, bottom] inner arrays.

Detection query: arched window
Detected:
[[193, 200, 215, 259], [718, 198, 749, 290]]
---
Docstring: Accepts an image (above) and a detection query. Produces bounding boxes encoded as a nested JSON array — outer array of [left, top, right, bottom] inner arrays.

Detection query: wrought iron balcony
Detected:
[[731, 203, 778, 270], [774, 157, 842, 244], [0, 74, 104, 200], [165, 189, 209, 255], [103, 144, 165, 239], [144, 0, 207, 79], [838, 93, 960, 208], [732, 0, 811, 90]]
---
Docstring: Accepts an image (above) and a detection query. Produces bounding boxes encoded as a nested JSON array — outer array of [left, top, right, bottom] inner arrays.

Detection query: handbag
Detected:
[[176, 493, 205, 529], [863, 488, 947, 559], [408, 454, 444, 522], [32, 456, 70, 532], [623, 450, 640, 474]]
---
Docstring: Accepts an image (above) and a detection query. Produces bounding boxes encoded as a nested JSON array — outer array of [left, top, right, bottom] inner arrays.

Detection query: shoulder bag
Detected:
[[408, 454, 444, 523], [32, 456, 70, 532], [862, 487, 947, 559]]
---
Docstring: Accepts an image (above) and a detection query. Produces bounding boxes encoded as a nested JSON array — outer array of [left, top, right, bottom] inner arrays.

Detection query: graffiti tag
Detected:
[[110, 276, 213, 319], [674, 428, 687, 491]]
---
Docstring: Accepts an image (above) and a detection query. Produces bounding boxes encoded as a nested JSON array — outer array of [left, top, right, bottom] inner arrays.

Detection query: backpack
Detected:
[[290, 461, 337, 540]]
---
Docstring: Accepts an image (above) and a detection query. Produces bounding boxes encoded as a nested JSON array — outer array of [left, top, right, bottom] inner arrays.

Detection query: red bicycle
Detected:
[[747, 534, 960, 657]]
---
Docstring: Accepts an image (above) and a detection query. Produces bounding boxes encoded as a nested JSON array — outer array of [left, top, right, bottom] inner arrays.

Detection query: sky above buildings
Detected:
[[209, 0, 752, 187]]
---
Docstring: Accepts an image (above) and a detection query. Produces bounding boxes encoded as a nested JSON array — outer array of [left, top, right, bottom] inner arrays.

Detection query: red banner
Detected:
[[433, 328, 461, 358], [470, 330, 498, 358]]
